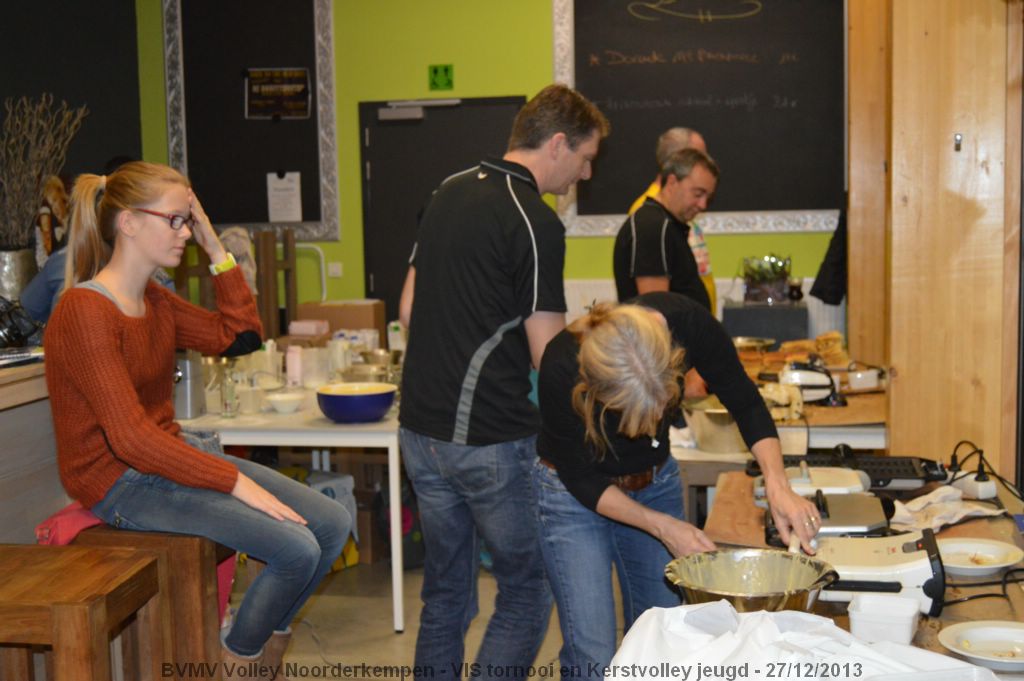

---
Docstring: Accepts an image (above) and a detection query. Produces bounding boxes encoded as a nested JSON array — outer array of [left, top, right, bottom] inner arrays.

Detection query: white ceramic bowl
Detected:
[[848, 369, 880, 390], [266, 392, 304, 414]]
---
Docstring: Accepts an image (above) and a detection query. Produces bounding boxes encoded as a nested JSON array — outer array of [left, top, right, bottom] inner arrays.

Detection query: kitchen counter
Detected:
[[0, 361, 68, 543], [0, 361, 46, 410]]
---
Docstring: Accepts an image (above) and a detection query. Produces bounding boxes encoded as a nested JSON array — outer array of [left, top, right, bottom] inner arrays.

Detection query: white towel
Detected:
[[891, 486, 1004, 533], [611, 601, 994, 681]]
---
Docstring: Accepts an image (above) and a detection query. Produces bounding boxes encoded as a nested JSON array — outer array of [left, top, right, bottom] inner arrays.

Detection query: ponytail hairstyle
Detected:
[[569, 303, 685, 459], [63, 161, 189, 290]]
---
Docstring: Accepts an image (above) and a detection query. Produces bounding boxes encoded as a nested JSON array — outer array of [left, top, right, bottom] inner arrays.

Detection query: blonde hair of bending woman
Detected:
[[64, 161, 189, 291], [570, 303, 686, 459]]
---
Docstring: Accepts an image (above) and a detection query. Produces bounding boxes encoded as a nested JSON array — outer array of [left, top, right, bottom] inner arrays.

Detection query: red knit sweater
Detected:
[[44, 268, 262, 508]]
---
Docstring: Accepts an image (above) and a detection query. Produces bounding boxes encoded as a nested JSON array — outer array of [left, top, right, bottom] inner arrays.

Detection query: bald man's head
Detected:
[[655, 128, 707, 168]]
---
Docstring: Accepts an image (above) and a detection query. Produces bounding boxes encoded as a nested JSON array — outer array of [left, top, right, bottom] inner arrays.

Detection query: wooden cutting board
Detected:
[[704, 472, 770, 548]]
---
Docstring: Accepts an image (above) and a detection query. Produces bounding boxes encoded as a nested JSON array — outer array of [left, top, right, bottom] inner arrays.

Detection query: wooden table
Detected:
[[178, 405, 406, 632], [702, 471, 1024, 657]]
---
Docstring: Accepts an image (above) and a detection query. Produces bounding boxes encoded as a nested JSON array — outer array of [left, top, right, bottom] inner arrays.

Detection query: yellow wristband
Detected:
[[209, 252, 237, 275]]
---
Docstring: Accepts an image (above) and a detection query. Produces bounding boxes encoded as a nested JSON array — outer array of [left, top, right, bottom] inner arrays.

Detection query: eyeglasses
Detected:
[[135, 207, 196, 231]]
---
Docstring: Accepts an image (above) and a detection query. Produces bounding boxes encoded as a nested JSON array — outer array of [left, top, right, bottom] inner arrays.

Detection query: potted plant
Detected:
[[742, 254, 791, 304], [0, 94, 87, 300]]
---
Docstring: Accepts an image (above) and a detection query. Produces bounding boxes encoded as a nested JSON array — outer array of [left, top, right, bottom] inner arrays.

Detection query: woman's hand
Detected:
[[749, 438, 820, 554], [188, 189, 229, 265], [653, 515, 717, 557], [231, 472, 307, 524], [764, 479, 820, 554], [596, 484, 716, 557]]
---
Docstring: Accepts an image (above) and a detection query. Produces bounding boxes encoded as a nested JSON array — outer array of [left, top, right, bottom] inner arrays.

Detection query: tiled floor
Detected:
[[242, 559, 600, 679]]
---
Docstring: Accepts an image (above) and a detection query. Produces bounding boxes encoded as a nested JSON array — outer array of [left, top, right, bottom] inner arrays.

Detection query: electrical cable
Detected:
[[942, 568, 1024, 607], [295, 618, 344, 666], [951, 440, 982, 460], [947, 445, 1024, 502], [945, 449, 982, 487], [941, 592, 1008, 606]]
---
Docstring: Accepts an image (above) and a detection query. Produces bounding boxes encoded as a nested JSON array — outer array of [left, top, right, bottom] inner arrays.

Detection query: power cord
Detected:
[[295, 618, 345, 666], [942, 568, 1024, 607]]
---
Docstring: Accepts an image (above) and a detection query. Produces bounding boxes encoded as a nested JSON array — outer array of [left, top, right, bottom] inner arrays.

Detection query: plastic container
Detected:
[[848, 594, 920, 644]]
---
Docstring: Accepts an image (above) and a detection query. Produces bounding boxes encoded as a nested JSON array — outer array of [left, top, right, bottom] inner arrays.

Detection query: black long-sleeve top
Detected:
[[537, 291, 777, 510]]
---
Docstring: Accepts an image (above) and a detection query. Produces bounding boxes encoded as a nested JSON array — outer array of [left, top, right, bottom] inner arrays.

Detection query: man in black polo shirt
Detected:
[[612, 148, 718, 309], [397, 84, 609, 680]]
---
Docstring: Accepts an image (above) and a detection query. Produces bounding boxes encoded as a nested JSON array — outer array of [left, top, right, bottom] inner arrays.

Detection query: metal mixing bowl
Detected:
[[682, 396, 747, 453], [666, 548, 838, 612], [733, 336, 776, 352], [360, 349, 403, 366]]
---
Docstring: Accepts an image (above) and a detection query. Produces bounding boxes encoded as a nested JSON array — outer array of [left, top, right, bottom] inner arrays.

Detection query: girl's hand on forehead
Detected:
[[187, 189, 226, 261]]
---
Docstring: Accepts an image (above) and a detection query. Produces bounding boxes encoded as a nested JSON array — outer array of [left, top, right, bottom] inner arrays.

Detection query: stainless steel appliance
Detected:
[[173, 350, 205, 419]]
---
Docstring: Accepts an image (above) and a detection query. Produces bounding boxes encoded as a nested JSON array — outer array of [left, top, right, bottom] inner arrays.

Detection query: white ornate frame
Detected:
[[163, 0, 340, 241], [551, 0, 840, 236]]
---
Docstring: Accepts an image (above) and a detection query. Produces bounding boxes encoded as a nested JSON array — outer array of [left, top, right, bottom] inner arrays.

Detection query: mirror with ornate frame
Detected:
[[162, 0, 339, 241]]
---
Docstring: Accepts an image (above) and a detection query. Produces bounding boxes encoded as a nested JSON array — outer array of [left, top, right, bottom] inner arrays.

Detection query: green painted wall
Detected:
[[135, 0, 168, 165], [136, 0, 830, 305]]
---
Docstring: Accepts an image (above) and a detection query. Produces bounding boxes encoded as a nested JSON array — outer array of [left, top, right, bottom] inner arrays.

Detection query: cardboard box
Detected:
[[354, 487, 388, 564], [297, 299, 386, 347], [275, 332, 332, 349], [357, 509, 388, 564]]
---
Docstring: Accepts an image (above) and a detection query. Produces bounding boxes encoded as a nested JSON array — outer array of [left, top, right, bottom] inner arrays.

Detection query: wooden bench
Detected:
[[0, 544, 165, 681]]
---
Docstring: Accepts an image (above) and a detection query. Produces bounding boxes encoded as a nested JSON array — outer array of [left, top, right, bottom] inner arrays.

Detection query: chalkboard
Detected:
[[181, 0, 319, 224], [572, 0, 844, 218], [0, 1, 141, 177]]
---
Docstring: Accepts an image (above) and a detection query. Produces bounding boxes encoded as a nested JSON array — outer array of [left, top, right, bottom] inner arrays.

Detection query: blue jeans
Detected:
[[399, 428, 551, 681], [90, 438, 350, 657], [531, 458, 683, 679]]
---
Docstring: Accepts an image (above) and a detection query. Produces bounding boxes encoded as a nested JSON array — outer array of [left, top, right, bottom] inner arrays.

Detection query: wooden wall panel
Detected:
[[847, 0, 891, 367], [889, 0, 1008, 464], [1000, 1, 1022, 481]]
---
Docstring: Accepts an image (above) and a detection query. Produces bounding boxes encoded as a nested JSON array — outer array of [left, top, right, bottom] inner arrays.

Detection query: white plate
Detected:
[[938, 621, 1024, 672], [937, 537, 1024, 577]]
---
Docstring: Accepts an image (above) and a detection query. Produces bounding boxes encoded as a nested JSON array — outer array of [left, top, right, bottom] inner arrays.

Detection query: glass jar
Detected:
[[203, 357, 240, 417], [221, 361, 242, 418]]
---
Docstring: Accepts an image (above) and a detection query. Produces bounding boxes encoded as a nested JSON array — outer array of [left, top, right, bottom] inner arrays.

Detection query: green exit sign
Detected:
[[429, 64, 454, 91]]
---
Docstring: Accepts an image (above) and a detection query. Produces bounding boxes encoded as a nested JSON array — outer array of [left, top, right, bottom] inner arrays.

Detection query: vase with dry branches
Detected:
[[0, 94, 87, 300]]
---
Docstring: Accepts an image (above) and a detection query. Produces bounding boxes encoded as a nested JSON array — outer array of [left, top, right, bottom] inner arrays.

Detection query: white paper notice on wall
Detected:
[[266, 172, 302, 222]]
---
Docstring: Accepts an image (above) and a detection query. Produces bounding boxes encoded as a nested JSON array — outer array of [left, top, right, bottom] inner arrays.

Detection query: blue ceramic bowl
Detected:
[[317, 382, 397, 423]]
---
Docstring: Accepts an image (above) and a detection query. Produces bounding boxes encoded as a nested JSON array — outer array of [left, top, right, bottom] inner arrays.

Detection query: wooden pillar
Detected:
[[847, 0, 891, 368], [888, 0, 1013, 472]]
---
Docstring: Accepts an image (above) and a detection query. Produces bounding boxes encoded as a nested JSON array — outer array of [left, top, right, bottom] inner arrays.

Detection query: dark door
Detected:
[[359, 97, 526, 322]]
